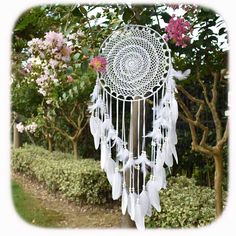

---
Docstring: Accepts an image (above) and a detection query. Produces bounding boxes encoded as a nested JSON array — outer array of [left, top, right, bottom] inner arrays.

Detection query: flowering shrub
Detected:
[[165, 15, 192, 48], [23, 31, 84, 104], [16, 122, 37, 134], [16, 122, 25, 133]]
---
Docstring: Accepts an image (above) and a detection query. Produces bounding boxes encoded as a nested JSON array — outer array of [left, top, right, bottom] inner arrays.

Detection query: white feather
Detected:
[[121, 187, 128, 215], [163, 141, 173, 167], [112, 171, 122, 200], [139, 189, 151, 216], [89, 116, 102, 149], [172, 68, 191, 81], [124, 156, 135, 171], [90, 83, 100, 102], [88, 97, 105, 113], [117, 147, 129, 162], [171, 96, 178, 123], [146, 179, 161, 212], [102, 117, 111, 132], [107, 127, 117, 141], [100, 141, 108, 169], [153, 164, 167, 190], [104, 157, 116, 185], [134, 201, 145, 230], [128, 192, 137, 220]]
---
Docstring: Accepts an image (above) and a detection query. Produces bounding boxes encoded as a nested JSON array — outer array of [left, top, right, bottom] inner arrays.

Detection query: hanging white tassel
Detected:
[[121, 186, 128, 215], [112, 169, 122, 200], [146, 178, 161, 212]]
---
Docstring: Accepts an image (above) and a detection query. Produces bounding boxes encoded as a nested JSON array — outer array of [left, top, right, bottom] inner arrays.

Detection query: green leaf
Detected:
[[73, 53, 81, 61], [161, 12, 171, 23], [62, 93, 67, 100], [66, 66, 73, 75], [81, 61, 88, 73], [79, 6, 87, 15], [69, 89, 73, 98], [219, 27, 226, 35], [81, 47, 89, 55], [96, 12, 102, 18], [123, 7, 134, 23], [71, 6, 83, 19], [73, 86, 78, 94]]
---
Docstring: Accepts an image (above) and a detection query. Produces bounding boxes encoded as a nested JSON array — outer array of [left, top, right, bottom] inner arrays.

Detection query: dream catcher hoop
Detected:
[[99, 25, 171, 101], [89, 25, 189, 230]]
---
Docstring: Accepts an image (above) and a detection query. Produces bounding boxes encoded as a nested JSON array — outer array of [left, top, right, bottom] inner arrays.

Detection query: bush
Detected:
[[145, 175, 227, 228], [12, 145, 111, 204]]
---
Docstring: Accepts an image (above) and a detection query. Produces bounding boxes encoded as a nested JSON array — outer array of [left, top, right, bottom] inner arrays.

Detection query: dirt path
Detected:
[[12, 172, 122, 228]]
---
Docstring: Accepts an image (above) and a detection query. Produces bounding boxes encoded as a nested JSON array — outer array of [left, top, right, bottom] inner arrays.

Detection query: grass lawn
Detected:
[[11, 180, 64, 227]]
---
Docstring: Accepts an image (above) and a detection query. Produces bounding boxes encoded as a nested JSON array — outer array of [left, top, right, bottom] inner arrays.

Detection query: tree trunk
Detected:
[[48, 135, 53, 152], [13, 122, 20, 148], [213, 151, 223, 217], [72, 139, 79, 159], [121, 100, 144, 228]]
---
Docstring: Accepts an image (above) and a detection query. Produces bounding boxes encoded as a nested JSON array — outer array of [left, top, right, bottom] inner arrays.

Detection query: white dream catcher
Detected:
[[89, 25, 190, 230]]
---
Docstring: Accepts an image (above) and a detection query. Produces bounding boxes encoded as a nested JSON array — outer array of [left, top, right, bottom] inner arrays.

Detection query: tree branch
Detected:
[[177, 85, 204, 105], [217, 120, 228, 149]]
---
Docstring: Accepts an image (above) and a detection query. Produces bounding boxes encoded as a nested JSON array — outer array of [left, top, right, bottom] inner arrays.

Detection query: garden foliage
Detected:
[[12, 145, 226, 227], [12, 145, 111, 204]]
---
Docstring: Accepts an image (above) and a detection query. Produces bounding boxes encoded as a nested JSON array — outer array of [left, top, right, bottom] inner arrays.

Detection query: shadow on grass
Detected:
[[11, 180, 64, 227]]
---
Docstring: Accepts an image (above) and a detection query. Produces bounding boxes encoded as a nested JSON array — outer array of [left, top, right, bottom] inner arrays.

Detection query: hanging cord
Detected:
[[141, 99, 146, 151], [129, 101, 133, 193], [122, 100, 126, 186], [131, 101, 135, 193], [137, 99, 140, 195], [151, 94, 156, 178], [141, 99, 146, 191], [109, 94, 112, 151], [155, 91, 159, 165], [116, 99, 119, 164], [122, 100, 126, 147], [102, 88, 105, 122]]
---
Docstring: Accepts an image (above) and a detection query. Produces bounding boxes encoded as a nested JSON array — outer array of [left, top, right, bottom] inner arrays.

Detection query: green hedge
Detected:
[[145, 175, 227, 228], [12, 145, 226, 228], [11, 145, 111, 205]]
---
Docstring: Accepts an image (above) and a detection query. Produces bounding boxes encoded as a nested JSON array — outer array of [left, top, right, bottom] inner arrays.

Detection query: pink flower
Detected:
[[44, 31, 65, 48], [36, 74, 48, 86], [89, 56, 107, 72], [168, 4, 180, 10], [67, 75, 74, 82], [165, 15, 192, 48]]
